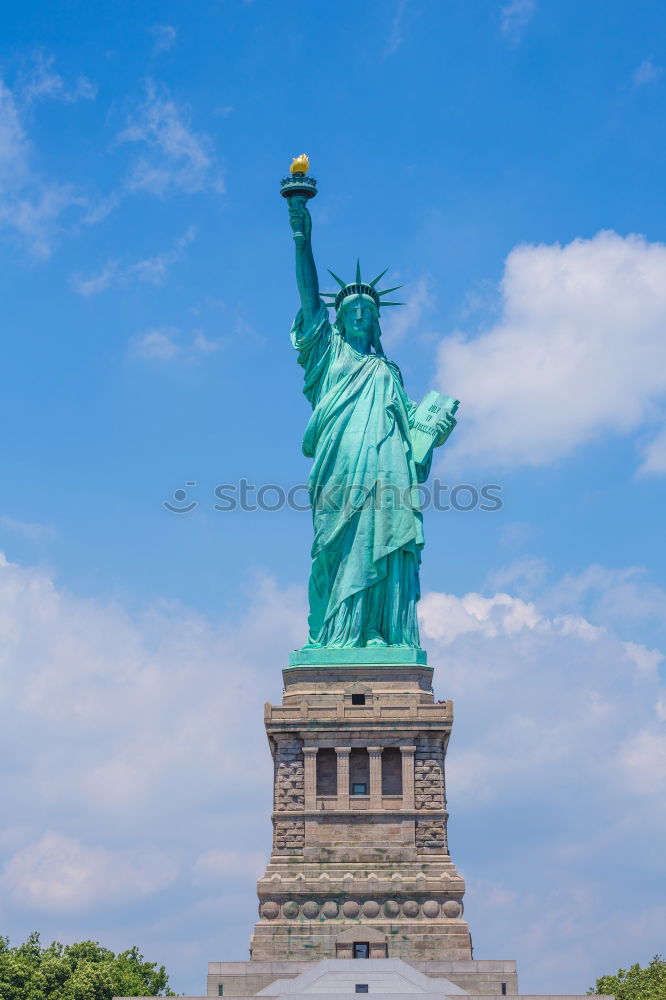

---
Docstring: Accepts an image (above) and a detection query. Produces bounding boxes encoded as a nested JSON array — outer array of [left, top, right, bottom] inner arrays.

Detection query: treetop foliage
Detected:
[[588, 955, 666, 1000], [0, 933, 175, 1000]]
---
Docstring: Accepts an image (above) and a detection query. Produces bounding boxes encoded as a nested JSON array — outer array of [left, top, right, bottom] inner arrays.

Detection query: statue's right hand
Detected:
[[288, 198, 312, 241]]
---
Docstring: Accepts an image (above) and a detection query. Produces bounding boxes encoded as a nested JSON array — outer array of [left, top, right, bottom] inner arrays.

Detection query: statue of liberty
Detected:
[[282, 157, 458, 651]]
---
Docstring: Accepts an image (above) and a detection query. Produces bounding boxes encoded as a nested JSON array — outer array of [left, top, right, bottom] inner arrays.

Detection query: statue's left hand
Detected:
[[434, 411, 457, 447]]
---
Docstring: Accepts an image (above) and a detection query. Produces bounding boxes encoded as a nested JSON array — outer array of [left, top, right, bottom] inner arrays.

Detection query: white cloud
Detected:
[[0, 59, 92, 258], [617, 725, 666, 795], [419, 571, 665, 990], [2, 833, 177, 911], [130, 326, 222, 363], [380, 275, 432, 348], [0, 550, 304, 834], [384, 0, 409, 57], [151, 24, 177, 54], [500, 0, 536, 44], [192, 849, 265, 882], [638, 423, 666, 474], [545, 563, 666, 629], [0, 515, 55, 540], [118, 80, 224, 197], [16, 51, 97, 105], [419, 590, 541, 644], [436, 231, 666, 471], [71, 226, 195, 295], [632, 56, 663, 88], [420, 580, 666, 813], [131, 327, 181, 360]]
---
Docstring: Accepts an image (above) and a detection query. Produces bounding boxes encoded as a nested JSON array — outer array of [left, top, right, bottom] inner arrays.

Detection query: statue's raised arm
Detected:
[[288, 196, 320, 324]]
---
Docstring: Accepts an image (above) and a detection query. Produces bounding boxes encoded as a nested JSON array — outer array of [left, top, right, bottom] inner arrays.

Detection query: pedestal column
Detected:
[[335, 747, 350, 810], [303, 746, 318, 810], [368, 746, 384, 809], [400, 745, 416, 809]]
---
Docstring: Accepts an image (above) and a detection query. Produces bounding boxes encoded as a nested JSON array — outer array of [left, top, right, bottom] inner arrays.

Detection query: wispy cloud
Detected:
[[118, 80, 224, 196], [380, 275, 433, 348], [500, 0, 536, 45], [130, 327, 222, 363], [632, 56, 663, 88], [0, 515, 55, 540], [639, 423, 666, 475], [384, 0, 409, 57], [71, 226, 196, 295], [0, 55, 95, 258], [151, 24, 177, 55], [16, 50, 97, 106], [2, 832, 177, 912]]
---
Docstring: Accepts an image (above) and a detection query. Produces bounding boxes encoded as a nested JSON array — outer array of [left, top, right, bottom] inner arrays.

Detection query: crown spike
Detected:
[[378, 301, 404, 307], [355, 259, 362, 284], [369, 268, 389, 287], [378, 285, 403, 297], [327, 269, 347, 289]]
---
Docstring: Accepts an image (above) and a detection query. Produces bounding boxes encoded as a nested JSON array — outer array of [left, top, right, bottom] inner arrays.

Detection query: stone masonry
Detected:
[[250, 659, 472, 965], [274, 739, 305, 811]]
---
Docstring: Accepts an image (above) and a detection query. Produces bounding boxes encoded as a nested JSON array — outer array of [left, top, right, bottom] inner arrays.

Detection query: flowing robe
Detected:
[[292, 303, 430, 648]]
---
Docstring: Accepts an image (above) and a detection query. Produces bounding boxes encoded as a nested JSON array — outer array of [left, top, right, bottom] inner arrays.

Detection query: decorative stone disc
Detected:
[[402, 899, 420, 917], [302, 901, 320, 919], [261, 901, 279, 920], [342, 900, 360, 918], [422, 900, 440, 918], [442, 899, 462, 918], [282, 900, 300, 919], [322, 900, 339, 918], [383, 900, 400, 918], [362, 900, 380, 917]]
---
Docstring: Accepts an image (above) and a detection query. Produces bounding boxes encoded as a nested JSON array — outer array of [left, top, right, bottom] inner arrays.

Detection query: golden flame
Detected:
[[290, 154, 310, 175]]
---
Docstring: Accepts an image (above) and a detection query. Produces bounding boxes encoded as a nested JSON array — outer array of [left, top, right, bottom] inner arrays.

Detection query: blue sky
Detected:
[[0, 0, 665, 995]]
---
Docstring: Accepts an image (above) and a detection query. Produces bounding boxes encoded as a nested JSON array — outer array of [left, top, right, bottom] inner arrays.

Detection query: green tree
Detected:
[[0, 933, 175, 1000], [589, 955, 666, 1000]]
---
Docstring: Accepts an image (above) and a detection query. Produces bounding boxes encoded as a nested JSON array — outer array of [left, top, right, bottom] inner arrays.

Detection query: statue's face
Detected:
[[340, 296, 377, 352]]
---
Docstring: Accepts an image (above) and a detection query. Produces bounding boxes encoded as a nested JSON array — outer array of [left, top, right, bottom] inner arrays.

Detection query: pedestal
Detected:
[[251, 655, 470, 963]]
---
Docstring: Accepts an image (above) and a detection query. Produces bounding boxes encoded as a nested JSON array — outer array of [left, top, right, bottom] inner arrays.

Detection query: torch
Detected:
[[280, 154, 317, 240]]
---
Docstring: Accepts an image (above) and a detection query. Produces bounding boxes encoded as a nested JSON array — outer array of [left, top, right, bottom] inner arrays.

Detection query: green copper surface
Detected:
[[288, 647, 428, 667], [284, 179, 459, 652]]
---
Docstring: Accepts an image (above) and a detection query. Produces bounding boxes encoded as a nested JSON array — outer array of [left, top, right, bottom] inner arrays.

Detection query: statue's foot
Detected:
[[365, 631, 387, 648]]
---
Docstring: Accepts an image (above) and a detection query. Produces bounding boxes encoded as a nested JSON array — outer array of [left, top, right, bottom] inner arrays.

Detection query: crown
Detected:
[[322, 260, 404, 313]]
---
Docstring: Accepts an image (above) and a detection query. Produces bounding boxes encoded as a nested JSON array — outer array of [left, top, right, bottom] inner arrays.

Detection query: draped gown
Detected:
[[292, 303, 431, 649]]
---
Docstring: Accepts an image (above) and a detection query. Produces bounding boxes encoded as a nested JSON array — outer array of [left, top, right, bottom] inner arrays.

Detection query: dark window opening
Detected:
[[501, 985, 506, 995], [355, 985, 369, 993], [353, 943, 370, 959], [381, 747, 403, 795], [351, 693, 366, 705], [351, 782, 367, 795], [218, 986, 224, 996], [316, 747, 337, 796]]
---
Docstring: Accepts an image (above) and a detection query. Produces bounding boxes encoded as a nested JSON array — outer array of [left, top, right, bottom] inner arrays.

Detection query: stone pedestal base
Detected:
[[206, 958, 519, 997], [253, 660, 472, 963]]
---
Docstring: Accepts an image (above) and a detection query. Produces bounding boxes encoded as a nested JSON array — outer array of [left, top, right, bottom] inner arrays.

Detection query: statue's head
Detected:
[[336, 294, 383, 356], [322, 261, 403, 356]]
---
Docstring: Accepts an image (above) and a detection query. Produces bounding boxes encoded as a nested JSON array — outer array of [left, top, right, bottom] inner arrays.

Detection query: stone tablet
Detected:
[[410, 390, 459, 466]]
